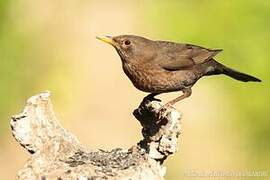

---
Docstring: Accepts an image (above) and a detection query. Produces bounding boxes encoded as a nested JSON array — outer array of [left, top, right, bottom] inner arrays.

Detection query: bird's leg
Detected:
[[153, 89, 192, 118], [165, 88, 192, 106], [143, 93, 161, 102]]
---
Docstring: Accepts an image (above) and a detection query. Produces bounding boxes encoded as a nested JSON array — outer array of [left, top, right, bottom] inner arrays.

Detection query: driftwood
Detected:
[[10, 92, 182, 180]]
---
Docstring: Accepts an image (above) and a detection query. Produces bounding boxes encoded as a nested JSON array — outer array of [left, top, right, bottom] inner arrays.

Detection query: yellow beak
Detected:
[[96, 35, 114, 45]]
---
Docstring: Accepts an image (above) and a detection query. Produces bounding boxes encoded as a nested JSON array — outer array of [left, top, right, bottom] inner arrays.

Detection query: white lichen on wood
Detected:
[[10, 92, 182, 180]]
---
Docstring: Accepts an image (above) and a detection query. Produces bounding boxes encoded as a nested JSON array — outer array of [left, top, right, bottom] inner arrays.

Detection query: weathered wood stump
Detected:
[[10, 92, 181, 180]]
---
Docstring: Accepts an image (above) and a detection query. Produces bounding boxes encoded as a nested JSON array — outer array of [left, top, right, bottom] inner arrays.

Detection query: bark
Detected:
[[10, 92, 182, 180]]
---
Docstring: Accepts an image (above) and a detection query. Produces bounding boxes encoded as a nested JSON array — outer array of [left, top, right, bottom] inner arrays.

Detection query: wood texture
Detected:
[[10, 92, 182, 180]]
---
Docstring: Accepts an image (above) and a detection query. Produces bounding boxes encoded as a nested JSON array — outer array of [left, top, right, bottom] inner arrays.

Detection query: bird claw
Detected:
[[143, 94, 161, 103], [152, 97, 161, 102]]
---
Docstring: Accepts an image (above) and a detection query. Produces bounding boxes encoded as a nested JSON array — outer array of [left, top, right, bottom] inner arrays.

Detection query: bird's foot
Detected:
[[137, 93, 179, 121], [143, 93, 161, 103]]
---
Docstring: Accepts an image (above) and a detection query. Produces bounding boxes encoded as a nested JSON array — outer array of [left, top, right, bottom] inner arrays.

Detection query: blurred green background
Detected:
[[0, 0, 269, 179]]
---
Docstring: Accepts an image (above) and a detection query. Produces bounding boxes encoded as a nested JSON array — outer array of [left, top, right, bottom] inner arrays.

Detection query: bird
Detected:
[[97, 35, 261, 106]]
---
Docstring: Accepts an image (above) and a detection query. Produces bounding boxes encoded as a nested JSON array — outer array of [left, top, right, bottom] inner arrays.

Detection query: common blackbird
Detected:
[[97, 35, 261, 106]]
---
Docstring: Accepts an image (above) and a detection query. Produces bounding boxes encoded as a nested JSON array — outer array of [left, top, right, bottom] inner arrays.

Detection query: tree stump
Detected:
[[10, 92, 182, 180]]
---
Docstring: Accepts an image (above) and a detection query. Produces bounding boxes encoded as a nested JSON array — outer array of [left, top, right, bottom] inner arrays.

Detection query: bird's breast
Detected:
[[122, 62, 186, 93]]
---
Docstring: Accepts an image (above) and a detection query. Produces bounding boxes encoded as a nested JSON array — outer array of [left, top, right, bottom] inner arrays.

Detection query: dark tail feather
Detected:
[[204, 60, 261, 82], [222, 66, 261, 82]]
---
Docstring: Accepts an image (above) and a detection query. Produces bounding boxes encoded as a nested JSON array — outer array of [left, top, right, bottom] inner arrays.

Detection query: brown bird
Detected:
[[97, 35, 261, 106]]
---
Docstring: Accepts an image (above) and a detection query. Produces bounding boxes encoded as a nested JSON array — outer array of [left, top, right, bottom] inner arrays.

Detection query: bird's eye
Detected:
[[124, 40, 131, 46]]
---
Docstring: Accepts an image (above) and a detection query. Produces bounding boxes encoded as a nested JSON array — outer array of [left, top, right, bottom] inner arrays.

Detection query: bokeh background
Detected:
[[0, 0, 269, 179]]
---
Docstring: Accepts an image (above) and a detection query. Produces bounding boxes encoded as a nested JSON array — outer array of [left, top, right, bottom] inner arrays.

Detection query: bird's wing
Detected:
[[156, 42, 222, 71]]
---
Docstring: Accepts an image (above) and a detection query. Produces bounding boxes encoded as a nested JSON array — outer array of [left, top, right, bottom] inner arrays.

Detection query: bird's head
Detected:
[[96, 35, 156, 63]]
